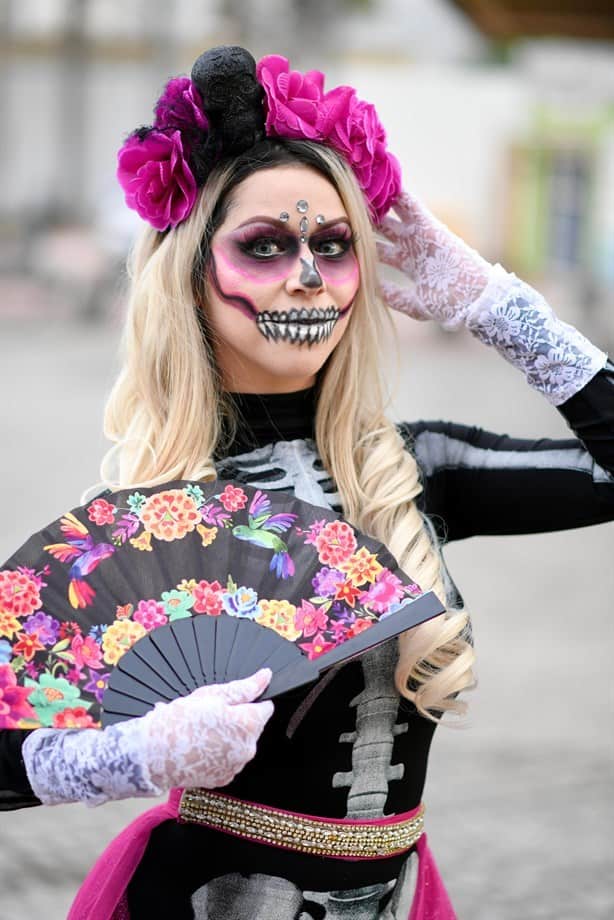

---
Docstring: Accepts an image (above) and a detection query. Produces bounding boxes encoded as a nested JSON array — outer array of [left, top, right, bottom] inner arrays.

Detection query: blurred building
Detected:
[[1, 0, 613, 343]]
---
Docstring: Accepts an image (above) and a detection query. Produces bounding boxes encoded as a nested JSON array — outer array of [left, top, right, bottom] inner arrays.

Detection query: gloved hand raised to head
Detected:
[[22, 668, 274, 806], [376, 189, 491, 329], [377, 190, 607, 405]]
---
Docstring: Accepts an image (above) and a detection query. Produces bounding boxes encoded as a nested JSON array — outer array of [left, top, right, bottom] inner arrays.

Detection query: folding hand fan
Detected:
[[0, 479, 445, 730]]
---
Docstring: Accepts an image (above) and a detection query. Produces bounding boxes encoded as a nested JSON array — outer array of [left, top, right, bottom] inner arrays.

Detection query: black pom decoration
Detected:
[[190, 46, 266, 183]]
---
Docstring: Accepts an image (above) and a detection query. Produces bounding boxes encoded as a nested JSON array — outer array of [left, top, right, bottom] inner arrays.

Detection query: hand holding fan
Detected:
[[0, 479, 445, 730]]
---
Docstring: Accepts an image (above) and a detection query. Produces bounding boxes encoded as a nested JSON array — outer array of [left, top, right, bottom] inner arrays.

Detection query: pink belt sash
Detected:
[[67, 789, 456, 919]]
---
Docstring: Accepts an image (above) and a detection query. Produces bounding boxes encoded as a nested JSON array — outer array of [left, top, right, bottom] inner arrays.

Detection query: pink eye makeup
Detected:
[[236, 225, 299, 262], [309, 222, 355, 254], [209, 250, 355, 345], [218, 219, 358, 284], [309, 223, 358, 284], [207, 205, 361, 347], [219, 223, 299, 281]]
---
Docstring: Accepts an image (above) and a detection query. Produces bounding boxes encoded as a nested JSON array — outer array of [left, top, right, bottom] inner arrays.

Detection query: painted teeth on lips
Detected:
[[258, 307, 339, 324], [256, 307, 340, 345]]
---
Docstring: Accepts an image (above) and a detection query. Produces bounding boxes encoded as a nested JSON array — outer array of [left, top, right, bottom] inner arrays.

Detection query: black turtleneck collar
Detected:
[[222, 386, 317, 457]]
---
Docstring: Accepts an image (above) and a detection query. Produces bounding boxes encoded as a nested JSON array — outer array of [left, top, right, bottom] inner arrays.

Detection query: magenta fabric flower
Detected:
[[257, 55, 325, 141], [117, 129, 197, 231], [154, 76, 208, 134], [322, 90, 401, 224], [257, 55, 401, 223], [116, 54, 401, 231]]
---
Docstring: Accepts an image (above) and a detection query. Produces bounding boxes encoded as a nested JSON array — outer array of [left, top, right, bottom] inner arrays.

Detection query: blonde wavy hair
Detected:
[[102, 139, 475, 720]]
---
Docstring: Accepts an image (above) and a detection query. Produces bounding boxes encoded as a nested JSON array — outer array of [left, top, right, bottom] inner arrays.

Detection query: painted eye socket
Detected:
[[313, 238, 349, 257], [243, 237, 285, 259], [312, 236, 353, 259]]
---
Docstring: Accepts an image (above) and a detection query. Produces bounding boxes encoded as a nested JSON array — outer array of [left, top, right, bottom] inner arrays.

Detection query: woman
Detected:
[[2, 46, 613, 919]]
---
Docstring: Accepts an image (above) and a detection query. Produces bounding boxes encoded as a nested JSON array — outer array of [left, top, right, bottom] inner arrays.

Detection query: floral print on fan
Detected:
[[0, 481, 424, 729], [41, 483, 298, 612]]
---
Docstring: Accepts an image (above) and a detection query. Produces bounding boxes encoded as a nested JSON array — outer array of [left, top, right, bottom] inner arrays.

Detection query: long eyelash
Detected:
[[236, 233, 301, 262], [237, 239, 288, 261], [312, 231, 358, 257], [238, 239, 275, 254], [238, 235, 285, 248]]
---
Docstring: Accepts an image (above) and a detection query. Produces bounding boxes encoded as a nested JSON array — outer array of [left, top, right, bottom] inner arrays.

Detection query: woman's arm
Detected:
[[1, 670, 272, 809], [0, 730, 40, 810], [380, 191, 613, 539], [378, 191, 607, 407], [401, 362, 614, 542]]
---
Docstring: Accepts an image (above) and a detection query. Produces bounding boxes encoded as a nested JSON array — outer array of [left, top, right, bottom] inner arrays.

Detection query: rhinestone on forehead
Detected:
[[278, 202, 327, 242]]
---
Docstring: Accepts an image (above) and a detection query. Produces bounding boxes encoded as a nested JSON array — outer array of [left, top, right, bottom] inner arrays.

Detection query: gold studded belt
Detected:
[[178, 788, 425, 860]]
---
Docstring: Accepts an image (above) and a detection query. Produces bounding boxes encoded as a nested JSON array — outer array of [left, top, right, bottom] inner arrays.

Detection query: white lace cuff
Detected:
[[466, 263, 608, 405], [22, 723, 162, 808]]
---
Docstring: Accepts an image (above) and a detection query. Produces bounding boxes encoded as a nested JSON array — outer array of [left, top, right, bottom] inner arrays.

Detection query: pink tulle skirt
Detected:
[[68, 790, 456, 920]]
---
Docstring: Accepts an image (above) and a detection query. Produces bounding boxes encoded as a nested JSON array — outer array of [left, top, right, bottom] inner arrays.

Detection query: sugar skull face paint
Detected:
[[212, 217, 358, 288], [209, 215, 358, 346], [203, 165, 361, 393]]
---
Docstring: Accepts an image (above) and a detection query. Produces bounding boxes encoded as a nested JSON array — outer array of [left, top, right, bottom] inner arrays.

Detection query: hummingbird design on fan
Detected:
[[43, 514, 116, 609], [230, 490, 298, 579]]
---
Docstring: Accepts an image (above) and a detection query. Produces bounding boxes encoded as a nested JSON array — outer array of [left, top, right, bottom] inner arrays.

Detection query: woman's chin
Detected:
[[259, 338, 332, 382], [222, 336, 334, 392], [214, 310, 351, 392]]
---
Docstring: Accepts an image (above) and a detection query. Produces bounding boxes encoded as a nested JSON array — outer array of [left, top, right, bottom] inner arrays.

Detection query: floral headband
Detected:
[[117, 45, 401, 232]]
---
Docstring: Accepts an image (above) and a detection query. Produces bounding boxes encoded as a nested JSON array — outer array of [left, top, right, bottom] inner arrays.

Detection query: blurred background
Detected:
[[0, 1, 613, 918]]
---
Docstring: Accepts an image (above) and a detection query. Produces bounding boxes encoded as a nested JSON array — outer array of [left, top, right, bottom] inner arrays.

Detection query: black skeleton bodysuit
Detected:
[[1, 363, 613, 920]]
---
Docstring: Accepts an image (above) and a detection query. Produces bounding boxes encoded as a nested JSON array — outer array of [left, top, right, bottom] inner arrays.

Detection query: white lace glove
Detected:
[[376, 190, 491, 329], [22, 668, 274, 807], [377, 190, 607, 405]]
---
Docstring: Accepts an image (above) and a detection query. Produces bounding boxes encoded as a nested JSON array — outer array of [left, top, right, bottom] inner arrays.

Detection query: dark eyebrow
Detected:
[[309, 219, 353, 234]]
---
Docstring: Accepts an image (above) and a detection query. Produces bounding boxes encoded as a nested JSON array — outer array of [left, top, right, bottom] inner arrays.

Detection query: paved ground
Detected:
[[0, 318, 612, 919]]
